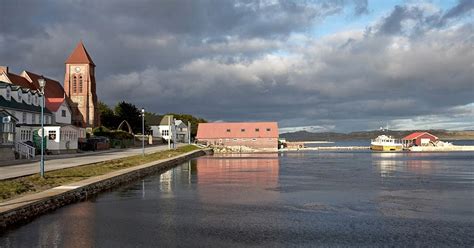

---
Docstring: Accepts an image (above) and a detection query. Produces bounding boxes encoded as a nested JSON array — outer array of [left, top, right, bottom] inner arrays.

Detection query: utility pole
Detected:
[[168, 115, 171, 150], [141, 108, 145, 156], [188, 121, 191, 144]]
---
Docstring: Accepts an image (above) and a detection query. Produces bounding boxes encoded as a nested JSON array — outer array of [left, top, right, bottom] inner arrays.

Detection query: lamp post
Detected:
[[38, 76, 46, 178], [141, 108, 145, 156]]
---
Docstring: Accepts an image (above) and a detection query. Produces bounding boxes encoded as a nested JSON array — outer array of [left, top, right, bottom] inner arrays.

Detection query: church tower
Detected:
[[64, 41, 99, 128]]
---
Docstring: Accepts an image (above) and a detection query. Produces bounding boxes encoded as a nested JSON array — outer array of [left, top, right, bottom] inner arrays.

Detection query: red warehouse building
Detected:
[[196, 122, 279, 152], [402, 132, 439, 147]]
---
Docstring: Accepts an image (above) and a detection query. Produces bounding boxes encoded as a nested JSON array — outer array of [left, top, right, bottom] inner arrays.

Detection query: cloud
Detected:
[[0, 0, 472, 131]]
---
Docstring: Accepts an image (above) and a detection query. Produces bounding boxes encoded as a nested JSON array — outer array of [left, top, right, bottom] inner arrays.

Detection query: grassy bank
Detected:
[[0, 145, 199, 202]]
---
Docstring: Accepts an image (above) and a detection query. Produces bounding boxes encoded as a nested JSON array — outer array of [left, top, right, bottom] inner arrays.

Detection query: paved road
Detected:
[[0, 144, 184, 180]]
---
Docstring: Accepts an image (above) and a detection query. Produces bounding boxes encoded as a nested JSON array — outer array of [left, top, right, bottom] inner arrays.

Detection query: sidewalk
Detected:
[[0, 144, 185, 180]]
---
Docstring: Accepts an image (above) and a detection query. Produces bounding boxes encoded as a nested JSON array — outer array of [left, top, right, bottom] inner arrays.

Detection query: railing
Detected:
[[15, 141, 36, 159]]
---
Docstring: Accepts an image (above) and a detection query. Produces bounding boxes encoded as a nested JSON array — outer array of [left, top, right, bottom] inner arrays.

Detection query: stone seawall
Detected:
[[0, 148, 213, 231]]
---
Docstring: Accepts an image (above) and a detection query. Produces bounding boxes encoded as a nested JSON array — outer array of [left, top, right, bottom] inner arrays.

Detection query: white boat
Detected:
[[370, 135, 403, 151]]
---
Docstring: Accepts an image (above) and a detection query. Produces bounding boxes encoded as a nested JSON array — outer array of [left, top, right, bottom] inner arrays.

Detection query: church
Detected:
[[0, 41, 100, 159], [63, 41, 100, 128]]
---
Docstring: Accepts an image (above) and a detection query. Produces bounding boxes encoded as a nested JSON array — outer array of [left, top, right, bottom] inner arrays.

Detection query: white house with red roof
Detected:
[[402, 132, 439, 147], [0, 67, 72, 125]]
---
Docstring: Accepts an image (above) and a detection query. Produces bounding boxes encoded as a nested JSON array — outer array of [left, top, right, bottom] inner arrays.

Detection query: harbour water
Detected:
[[1, 151, 473, 247]]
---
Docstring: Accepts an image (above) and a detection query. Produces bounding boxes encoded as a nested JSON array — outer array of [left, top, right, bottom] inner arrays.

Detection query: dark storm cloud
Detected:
[[0, 0, 472, 131]]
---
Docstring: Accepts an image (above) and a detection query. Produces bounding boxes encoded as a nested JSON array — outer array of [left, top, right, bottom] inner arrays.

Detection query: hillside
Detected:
[[280, 130, 474, 142]]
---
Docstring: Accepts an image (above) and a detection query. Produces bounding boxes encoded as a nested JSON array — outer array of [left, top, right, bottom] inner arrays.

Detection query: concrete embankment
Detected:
[[282, 146, 370, 151], [409, 146, 474, 152], [0, 148, 212, 231]]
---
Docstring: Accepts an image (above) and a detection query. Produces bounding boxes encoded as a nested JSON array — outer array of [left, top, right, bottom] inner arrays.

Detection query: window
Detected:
[[6, 88, 10, 98], [233, 138, 237, 141], [32, 113, 36, 123], [255, 128, 259, 132], [61, 110, 66, 117], [27, 94, 31, 103], [22, 112, 27, 123], [252, 138, 257, 141], [72, 76, 77, 93], [18, 91, 22, 101], [241, 128, 245, 132], [226, 129, 231, 132], [48, 130, 57, 141], [162, 130, 169, 136], [79, 76, 83, 93], [266, 128, 271, 131]]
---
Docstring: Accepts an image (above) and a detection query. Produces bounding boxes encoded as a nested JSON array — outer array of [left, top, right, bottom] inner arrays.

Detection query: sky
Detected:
[[1, 0, 473, 133]]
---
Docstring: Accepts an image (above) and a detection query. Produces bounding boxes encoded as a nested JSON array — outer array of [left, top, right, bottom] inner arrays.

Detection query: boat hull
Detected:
[[370, 145, 403, 151]]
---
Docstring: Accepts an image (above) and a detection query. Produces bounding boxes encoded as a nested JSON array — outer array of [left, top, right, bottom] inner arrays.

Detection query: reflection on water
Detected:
[[1, 151, 473, 247], [195, 153, 280, 204]]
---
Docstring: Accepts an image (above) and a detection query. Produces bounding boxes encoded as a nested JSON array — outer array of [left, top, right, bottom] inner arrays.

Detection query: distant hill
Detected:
[[280, 130, 474, 142]]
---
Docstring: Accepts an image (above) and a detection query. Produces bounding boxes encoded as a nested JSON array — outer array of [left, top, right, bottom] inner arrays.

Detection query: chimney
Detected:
[[0, 66, 8, 74]]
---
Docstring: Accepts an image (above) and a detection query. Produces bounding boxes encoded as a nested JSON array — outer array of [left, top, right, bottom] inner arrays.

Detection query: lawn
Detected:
[[0, 145, 199, 202]]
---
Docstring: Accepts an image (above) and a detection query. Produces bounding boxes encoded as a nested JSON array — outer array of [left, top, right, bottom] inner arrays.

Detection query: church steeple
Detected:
[[65, 41, 95, 66], [64, 41, 99, 128]]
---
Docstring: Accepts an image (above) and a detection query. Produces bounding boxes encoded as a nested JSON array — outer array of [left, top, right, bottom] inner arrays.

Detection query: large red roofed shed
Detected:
[[196, 122, 279, 151], [402, 132, 438, 146]]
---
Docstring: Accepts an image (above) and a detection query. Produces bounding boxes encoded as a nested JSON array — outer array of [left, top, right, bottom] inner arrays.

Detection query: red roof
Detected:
[[45, 97, 65, 112], [402, 132, 438, 140], [196, 122, 279, 139], [6, 73, 36, 90], [24, 71, 65, 98], [65, 41, 95, 66]]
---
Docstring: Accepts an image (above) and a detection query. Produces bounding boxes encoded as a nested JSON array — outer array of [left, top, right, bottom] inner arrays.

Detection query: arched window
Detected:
[[79, 76, 83, 93], [72, 76, 77, 93]]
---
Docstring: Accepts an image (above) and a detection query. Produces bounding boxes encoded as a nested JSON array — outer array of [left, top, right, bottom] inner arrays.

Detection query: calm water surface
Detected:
[[1, 151, 473, 247]]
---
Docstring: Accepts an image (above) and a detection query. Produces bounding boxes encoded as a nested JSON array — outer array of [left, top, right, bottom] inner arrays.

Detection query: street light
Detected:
[[38, 76, 46, 178], [141, 108, 145, 157]]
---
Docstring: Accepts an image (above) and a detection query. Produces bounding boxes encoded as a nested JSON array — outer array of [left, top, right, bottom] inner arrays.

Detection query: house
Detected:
[[175, 120, 189, 143], [0, 67, 72, 125], [196, 122, 279, 152], [149, 115, 177, 142], [402, 132, 439, 147], [0, 81, 54, 125], [0, 110, 18, 161]]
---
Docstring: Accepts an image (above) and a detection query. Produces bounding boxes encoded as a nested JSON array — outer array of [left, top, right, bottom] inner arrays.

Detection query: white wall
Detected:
[[54, 101, 72, 124]]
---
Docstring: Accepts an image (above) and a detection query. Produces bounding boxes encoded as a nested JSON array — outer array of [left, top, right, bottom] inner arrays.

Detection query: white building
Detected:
[[150, 115, 177, 142], [174, 120, 189, 143]]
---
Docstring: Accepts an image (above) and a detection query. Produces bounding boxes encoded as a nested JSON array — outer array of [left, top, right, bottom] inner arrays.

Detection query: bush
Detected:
[[93, 127, 134, 140]]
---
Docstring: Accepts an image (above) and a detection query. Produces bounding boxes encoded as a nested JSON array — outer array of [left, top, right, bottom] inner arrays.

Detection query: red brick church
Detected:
[[63, 41, 100, 128]]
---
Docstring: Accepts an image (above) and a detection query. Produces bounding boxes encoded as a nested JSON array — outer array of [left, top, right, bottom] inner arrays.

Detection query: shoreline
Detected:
[[0, 148, 212, 231]]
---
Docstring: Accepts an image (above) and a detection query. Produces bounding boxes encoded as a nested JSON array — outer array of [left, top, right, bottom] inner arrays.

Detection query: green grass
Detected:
[[0, 145, 199, 201]]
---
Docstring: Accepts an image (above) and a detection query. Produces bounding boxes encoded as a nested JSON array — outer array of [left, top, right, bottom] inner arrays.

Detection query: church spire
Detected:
[[65, 41, 95, 66]]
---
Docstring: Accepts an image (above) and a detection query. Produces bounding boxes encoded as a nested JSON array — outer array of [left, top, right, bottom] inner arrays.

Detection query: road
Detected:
[[0, 144, 184, 180]]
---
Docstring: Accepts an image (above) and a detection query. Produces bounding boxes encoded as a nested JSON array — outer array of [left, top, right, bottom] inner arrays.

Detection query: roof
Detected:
[[159, 115, 174, 126], [45, 97, 65, 112], [196, 122, 279, 139], [65, 41, 95, 66], [5, 73, 36, 90], [23, 71, 65, 98], [0, 95, 52, 114], [402, 132, 438, 140]]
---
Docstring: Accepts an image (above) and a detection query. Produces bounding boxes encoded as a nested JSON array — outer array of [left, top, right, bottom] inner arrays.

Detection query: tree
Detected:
[[167, 113, 207, 138], [114, 101, 147, 134], [98, 101, 118, 130]]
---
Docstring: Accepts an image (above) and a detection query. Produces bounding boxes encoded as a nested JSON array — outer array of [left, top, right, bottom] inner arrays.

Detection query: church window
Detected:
[[72, 76, 77, 93], [79, 76, 83, 93]]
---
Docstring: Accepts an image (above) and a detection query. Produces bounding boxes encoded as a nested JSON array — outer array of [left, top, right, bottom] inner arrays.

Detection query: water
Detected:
[[1, 151, 473, 247]]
